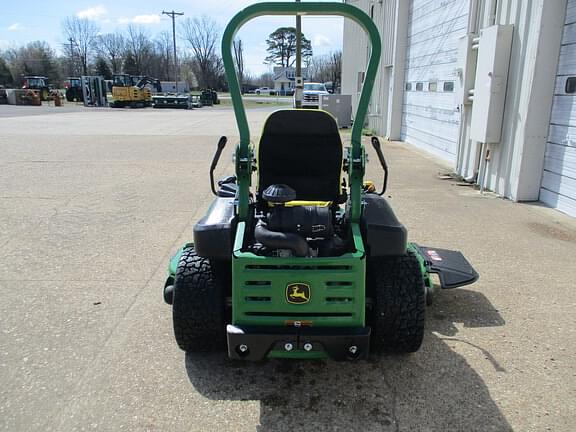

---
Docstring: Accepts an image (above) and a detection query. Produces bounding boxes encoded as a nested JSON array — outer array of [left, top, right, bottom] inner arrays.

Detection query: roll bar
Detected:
[[221, 2, 381, 221]]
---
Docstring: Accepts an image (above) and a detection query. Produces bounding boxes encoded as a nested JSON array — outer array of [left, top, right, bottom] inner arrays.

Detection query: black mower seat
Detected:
[[257, 109, 343, 202]]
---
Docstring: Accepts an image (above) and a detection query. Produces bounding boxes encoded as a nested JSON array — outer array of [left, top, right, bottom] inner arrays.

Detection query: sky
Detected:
[[0, 0, 344, 75]]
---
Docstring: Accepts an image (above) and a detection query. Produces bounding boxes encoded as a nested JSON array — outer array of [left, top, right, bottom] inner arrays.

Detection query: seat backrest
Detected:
[[257, 110, 343, 202]]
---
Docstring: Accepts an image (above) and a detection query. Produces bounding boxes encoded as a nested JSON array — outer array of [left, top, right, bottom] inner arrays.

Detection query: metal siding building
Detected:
[[341, 1, 369, 113], [342, 0, 399, 135], [343, 0, 574, 217], [402, 0, 469, 163], [540, 0, 576, 216]]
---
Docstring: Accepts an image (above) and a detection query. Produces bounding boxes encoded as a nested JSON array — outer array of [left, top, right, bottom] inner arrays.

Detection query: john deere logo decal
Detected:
[[286, 283, 310, 304]]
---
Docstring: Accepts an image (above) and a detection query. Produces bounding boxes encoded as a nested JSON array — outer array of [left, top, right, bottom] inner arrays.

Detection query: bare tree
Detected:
[[329, 50, 342, 90], [62, 17, 99, 75], [154, 31, 173, 80], [233, 38, 245, 89], [96, 33, 125, 74], [233, 38, 246, 89], [181, 15, 222, 88], [307, 55, 326, 82], [4, 41, 61, 85], [61, 38, 78, 76], [308, 50, 342, 90], [125, 25, 154, 75], [255, 72, 274, 88], [179, 54, 199, 88]]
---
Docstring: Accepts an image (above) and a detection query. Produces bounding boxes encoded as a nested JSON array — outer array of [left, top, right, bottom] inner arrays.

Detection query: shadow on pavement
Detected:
[[185, 289, 511, 431]]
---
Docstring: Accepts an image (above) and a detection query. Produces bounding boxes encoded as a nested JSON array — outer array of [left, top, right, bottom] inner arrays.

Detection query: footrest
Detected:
[[415, 245, 479, 289]]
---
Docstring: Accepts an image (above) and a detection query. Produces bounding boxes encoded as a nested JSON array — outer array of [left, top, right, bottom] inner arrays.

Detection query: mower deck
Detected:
[[152, 94, 191, 109]]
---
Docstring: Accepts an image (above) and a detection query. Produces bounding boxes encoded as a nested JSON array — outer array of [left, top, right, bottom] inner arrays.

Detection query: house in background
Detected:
[[273, 67, 309, 95]]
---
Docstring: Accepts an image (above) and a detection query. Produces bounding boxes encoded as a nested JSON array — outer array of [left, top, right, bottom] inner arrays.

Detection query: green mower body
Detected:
[[163, 2, 479, 361]]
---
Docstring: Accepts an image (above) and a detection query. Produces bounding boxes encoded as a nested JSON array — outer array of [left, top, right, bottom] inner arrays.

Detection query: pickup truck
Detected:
[[254, 87, 276, 95], [296, 82, 330, 108]]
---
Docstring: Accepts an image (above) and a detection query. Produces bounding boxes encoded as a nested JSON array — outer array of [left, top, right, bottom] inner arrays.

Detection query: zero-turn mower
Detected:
[[163, 2, 479, 361]]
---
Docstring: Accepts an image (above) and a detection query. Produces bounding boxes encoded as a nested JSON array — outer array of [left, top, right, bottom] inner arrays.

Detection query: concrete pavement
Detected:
[[0, 104, 574, 431]]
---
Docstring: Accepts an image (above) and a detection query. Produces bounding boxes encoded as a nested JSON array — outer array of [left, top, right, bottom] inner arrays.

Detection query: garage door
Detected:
[[540, 0, 576, 217], [401, 0, 469, 163]]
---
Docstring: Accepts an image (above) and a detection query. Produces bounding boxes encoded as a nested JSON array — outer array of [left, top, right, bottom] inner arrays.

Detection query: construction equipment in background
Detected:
[[81, 76, 108, 107], [5, 89, 41, 105], [51, 90, 62, 107], [64, 77, 83, 102], [160, 81, 189, 93], [190, 94, 203, 108], [22, 76, 50, 101], [200, 89, 219, 107], [152, 80, 194, 109], [152, 93, 193, 109], [110, 74, 161, 108]]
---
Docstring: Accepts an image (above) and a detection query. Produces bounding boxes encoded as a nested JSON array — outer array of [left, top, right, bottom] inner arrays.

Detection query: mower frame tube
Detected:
[[221, 2, 382, 223]]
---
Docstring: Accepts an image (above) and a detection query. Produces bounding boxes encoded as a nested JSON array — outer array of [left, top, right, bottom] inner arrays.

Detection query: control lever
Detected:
[[210, 136, 228, 196], [370, 136, 389, 195]]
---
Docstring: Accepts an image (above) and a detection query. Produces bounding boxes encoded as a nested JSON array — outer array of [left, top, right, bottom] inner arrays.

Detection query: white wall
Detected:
[[342, 0, 570, 215], [342, 0, 403, 136], [462, 0, 567, 201], [540, 0, 576, 216], [401, 0, 470, 163], [342, 0, 369, 117]]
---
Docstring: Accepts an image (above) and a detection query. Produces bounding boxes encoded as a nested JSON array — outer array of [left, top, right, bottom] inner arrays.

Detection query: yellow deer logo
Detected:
[[286, 283, 311, 304]]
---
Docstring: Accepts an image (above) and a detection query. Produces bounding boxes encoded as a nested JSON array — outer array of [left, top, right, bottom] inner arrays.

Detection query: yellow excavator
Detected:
[[110, 74, 161, 108]]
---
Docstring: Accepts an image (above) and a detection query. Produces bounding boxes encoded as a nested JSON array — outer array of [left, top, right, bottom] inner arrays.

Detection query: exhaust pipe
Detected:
[[254, 221, 308, 257]]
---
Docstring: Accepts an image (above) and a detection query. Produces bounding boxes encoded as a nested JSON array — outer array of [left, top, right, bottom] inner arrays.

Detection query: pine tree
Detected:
[[123, 53, 139, 75], [264, 27, 312, 67], [95, 57, 112, 79], [0, 57, 13, 86]]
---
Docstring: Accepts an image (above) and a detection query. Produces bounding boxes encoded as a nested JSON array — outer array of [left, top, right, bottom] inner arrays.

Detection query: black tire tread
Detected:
[[368, 251, 426, 353], [172, 246, 225, 352]]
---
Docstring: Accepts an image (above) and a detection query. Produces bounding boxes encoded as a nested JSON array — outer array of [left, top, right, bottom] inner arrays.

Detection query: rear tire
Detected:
[[367, 251, 426, 353], [172, 246, 226, 352]]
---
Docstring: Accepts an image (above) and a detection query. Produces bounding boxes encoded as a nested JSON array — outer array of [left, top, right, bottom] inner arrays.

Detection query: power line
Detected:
[[162, 10, 184, 91]]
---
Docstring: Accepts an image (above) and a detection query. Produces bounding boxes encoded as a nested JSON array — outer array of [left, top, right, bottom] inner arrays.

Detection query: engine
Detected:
[[252, 184, 347, 257], [268, 205, 333, 238]]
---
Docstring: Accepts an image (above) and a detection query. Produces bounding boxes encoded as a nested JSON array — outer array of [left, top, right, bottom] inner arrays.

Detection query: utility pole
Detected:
[[162, 10, 184, 93], [295, 0, 303, 108]]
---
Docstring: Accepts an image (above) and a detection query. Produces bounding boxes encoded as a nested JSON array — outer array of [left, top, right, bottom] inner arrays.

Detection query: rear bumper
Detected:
[[227, 324, 371, 361]]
